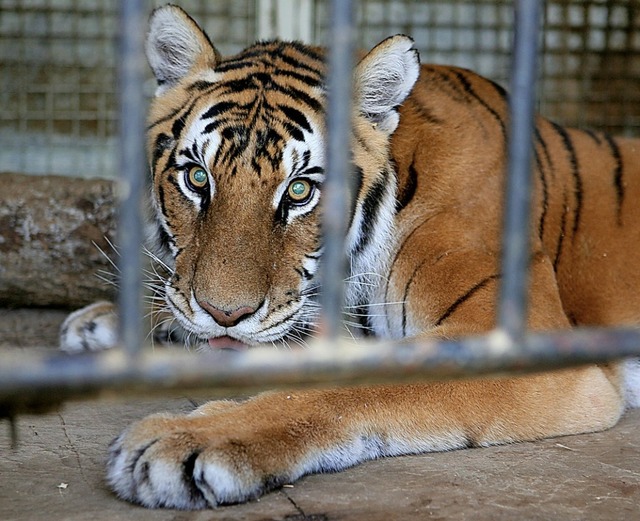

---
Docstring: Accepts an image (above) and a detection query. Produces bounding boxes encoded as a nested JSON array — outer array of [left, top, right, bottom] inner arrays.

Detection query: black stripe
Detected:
[[553, 191, 569, 272], [277, 69, 323, 88], [534, 146, 548, 238], [535, 126, 555, 180], [215, 60, 255, 73], [434, 274, 501, 328], [384, 215, 435, 332], [583, 129, 602, 145], [172, 116, 186, 141], [353, 126, 373, 155], [295, 267, 313, 281], [178, 146, 196, 163], [487, 78, 508, 99], [279, 105, 313, 134], [405, 97, 444, 125], [305, 250, 322, 260], [452, 70, 507, 140], [181, 450, 205, 504], [156, 222, 174, 255], [401, 259, 428, 337], [396, 159, 418, 213], [200, 101, 237, 121], [282, 121, 305, 142], [152, 191, 175, 256], [218, 126, 251, 166], [147, 82, 223, 131], [167, 173, 199, 208], [157, 185, 177, 252], [533, 144, 548, 240], [353, 170, 389, 255], [187, 80, 215, 92], [274, 197, 289, 226], [286, 40, 325, 63], [272, 82, 323, 113], [349, 164, 364, 228], [152, 133, 173, 172], [602, 133, 624, 226], [298, 149, 311, 172], [218, 78, 257, 93], [148, 103, 190, 131], [279, 52, 324, 78], [302, 166, 324, 176], [256, 128, 285, 170], [551, 122, 582, 238]]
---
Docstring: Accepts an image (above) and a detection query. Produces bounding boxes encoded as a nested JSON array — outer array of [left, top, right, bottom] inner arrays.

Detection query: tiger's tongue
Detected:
[[207, 336, 248, 351]]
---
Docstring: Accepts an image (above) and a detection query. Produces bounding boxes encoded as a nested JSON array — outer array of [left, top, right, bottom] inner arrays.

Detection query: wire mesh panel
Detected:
[[316, 0, 640, 136], [0, 0, 256, 178], [0, 0, 118, 177], [542, 1, 640, 136]]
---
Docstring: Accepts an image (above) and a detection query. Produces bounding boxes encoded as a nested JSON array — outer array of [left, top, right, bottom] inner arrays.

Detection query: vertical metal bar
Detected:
[[117, 0, 146, 357], [498, 0, 542, 340], [321, 0, 355, 341]]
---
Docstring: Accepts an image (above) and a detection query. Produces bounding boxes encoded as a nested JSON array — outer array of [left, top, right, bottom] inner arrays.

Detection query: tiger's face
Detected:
[[145, 6, 419, 347]]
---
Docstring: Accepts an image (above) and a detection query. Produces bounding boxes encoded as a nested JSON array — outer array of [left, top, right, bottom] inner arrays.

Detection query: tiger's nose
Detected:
[[198, 301, 257, 328]]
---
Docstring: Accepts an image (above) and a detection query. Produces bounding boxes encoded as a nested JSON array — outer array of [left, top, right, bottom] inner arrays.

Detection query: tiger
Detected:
[[59, 4, 640, 509]]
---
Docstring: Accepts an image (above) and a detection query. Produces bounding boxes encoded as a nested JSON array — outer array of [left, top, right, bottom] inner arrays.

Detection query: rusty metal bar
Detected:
[[116, 0, 146, 357], [321, 0, 355, 341], [1, 328, 640, 416], [498, 0, 542, 339]]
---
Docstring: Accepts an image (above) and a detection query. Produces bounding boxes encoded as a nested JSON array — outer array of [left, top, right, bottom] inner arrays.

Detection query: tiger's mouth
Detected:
[[206, 335, 249, 351]]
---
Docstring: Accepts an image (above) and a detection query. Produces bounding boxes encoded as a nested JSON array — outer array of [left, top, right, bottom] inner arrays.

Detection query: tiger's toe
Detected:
[[105, 413, 270, 509], [59, 301, 118, 353]]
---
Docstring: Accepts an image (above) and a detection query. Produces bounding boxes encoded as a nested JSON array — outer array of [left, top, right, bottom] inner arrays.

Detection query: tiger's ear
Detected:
[[353, 35, 420, 134], [146, 5, 220, 95]]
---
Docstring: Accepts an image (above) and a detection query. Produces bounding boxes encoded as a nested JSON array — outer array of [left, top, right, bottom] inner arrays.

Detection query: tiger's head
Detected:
[[145, 5, 419, 348]]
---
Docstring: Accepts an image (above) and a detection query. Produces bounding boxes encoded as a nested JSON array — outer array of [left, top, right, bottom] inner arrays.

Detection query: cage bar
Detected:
[[320, 0, 355, 341], [2, 327, 640, 416], [116, 0, 146, 357], [497, 0, 541, 339]]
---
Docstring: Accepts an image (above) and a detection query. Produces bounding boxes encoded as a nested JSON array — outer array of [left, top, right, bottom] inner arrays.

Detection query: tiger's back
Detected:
[[382, 63, 640, 339]]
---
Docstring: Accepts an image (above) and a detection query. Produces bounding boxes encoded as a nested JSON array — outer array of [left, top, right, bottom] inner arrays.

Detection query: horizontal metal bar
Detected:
[[2, 327, 639, 416]]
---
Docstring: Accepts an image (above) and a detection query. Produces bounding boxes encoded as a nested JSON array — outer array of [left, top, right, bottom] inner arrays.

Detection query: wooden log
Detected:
[[0, 173, 118, 308]]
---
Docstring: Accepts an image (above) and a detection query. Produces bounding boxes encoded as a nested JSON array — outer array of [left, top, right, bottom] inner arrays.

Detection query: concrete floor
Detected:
[[1, 308, 639, 521]]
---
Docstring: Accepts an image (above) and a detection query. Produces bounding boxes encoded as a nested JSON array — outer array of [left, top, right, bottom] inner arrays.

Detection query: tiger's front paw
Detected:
[[59, 301, 118, 353], [106, 405, 287, 509]]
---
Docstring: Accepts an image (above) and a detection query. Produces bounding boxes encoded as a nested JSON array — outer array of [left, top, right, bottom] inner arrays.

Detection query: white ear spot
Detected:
[[355, 35, 420, 133], [146, 5, 217, 94]]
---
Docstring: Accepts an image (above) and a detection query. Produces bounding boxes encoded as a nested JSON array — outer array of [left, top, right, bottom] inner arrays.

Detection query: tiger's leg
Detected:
[[387, 244, 633, 441], [106, 366, 625, 509]]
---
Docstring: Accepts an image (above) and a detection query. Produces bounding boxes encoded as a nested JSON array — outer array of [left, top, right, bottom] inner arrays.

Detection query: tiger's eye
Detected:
[[187, 166, 208, 190], [288, 180, 312, 202]]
